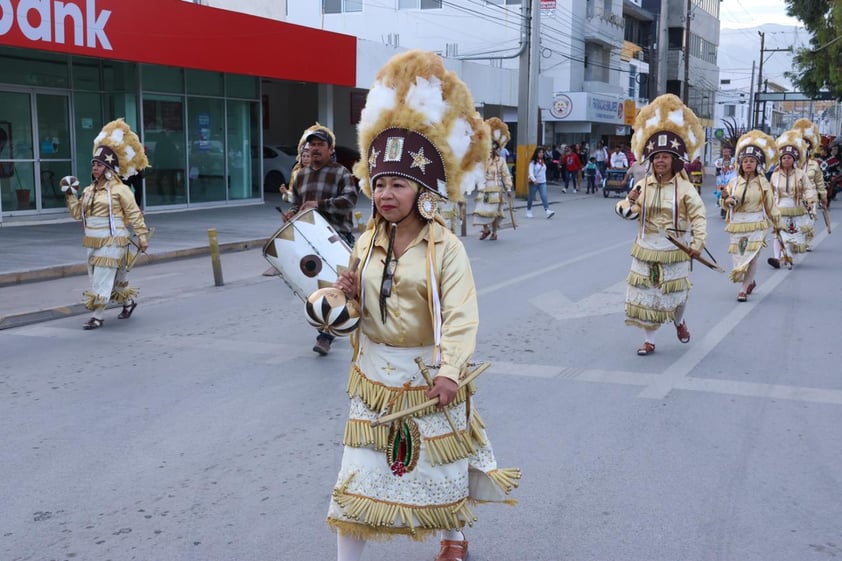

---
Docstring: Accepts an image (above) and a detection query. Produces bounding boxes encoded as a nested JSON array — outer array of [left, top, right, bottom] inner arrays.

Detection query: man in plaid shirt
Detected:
[[288, 125, 358, 355]]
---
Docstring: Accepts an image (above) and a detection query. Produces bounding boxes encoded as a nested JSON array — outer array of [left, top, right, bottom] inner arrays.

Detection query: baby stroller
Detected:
[[602, 168, 630, 198]]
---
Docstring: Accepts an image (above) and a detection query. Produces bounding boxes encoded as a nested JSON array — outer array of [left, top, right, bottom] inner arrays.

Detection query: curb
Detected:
[[0, 238, 269, 288], [0, 238, 268, 331]]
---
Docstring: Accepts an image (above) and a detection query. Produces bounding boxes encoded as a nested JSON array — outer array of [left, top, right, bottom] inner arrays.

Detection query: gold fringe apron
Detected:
[[327, 336, 519, 541], [82, 216, 137, 311], [726, 210, 768, 283], [625, 233, 691, 330]]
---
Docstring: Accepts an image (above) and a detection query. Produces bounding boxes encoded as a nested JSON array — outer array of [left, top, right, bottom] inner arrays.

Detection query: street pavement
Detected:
[[2, 181, 842, 560]]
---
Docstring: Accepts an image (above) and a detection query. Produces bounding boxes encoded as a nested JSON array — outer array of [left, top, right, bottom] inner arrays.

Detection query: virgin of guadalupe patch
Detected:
[[649, 262, 662, 288], [386, 418, 421, 477], [384, 137, 405, 162], [738, 236, 749, 255]]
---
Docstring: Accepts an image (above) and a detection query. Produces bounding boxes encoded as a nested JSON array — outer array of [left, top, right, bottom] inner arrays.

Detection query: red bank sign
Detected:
[[0, 0, 356, 86]]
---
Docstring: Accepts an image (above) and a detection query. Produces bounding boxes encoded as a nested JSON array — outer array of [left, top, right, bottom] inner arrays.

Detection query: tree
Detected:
[[784, 0, 842, 98]]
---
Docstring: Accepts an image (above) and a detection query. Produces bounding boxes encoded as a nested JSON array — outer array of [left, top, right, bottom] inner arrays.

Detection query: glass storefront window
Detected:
[[227, 100, 260, 200], [0, 46, 69, 88], [104, 61, 138, 92], [73, 92, 102, 184], [141, 64, 184, 94], [187, 70, 224, 96], [143, 95, 186, 206], [187, 97, 226, 203], [226, 74, 259, 99]]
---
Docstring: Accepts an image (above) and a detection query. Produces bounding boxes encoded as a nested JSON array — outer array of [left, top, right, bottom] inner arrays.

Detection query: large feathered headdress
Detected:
[[791, 118, 820, 156], [776, 130, 805, 164], [354, 49, 490, 201], [631, 93, 704, 164], [91, 118, 148, 180], [486, 117, 510, 151], [735, 129, 777, 171]]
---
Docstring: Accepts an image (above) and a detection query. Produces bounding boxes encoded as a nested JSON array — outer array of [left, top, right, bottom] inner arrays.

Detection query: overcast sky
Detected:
[[719, 0, 804, 29]]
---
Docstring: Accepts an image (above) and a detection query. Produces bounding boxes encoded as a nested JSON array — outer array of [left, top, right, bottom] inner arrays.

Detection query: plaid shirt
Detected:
[[289, 162, 358, 235]]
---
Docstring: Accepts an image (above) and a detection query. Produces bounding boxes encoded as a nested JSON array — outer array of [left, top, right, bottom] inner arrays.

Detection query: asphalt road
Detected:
[[2, 192, 841, 561]]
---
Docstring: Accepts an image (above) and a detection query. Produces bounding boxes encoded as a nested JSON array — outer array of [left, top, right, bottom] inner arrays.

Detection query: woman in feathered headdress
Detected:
[[472, 117, 514, 240], [791, 118, 826, 248], [720, 130, 781, 298], [614, 94, 708, 356], [328, 50, 519, 561], [62, 119, 150, 330], [768, 130, 813, 267]]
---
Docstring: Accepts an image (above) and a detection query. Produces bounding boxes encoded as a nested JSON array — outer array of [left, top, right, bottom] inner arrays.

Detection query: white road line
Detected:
[[477, 239, 629, 296]]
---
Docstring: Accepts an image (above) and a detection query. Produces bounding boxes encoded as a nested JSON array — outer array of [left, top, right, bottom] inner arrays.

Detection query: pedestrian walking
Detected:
[[527, 147, 555, 218], [62, 119, 150, 330], [720, 130, 781, 300], [563, 145, 582, 193], [473, 117, 514, 240], [614, 94, 708, 356], [288, 122, 359, 355], [328, 49, 520, 561]]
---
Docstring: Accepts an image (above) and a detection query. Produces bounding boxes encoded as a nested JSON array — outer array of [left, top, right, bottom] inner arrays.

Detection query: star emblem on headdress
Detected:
[[646, 140, 655, 153], [368, 148, 380, 170], [669, 138, 681, 151], [105, 153, 115, 164], [408, 147, 432, 174]]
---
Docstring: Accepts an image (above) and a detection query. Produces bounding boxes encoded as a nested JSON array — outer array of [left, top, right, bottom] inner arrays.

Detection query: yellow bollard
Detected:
[[355, 210, 365, 233], [207, 228, 224, 286]]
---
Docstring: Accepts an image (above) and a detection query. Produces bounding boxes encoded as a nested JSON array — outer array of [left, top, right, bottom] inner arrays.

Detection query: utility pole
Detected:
[[682, 0, 692, 104], [754, 31, 765, 131], [515, 0, 540, 198], [748, 59, 755, 129]]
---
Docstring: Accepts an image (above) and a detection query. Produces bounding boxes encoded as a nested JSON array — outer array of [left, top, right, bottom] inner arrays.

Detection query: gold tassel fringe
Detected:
[[779, 206, 806, 217], [727, 240, 766, 255], [82, 290, 108, 311], [486, 467, 522, 495], [625, 303, 674, 327], [110, 284, 138, 305], [630, 244, 688, 264], [347, 365, 473, 418], [343, 415, 488, 466], [627, 272, 690, 294], [82, 235, 130, 249], [725, 220, 769, 233], [88, 256, 122, 269], [330, 475, 476, 539]]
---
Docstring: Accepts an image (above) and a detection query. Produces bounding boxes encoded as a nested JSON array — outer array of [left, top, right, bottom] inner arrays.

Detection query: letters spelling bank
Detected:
[[0, 0, 112, 50]]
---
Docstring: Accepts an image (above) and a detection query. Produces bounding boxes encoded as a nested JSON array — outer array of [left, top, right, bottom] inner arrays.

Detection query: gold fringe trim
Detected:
[[347, 365, 474, 418], [725, 220, 768, 233], [627, 272, 690, 294], [83, 290, 108, 311], [630, 244, 688, 264], [789, 242, 808, 254], [343, 414, 488, 466], [82, 235, 130, 249], [89, 256, 122, 269], [328, 518, 441, 542], [727, 240, 766, 254], [486, 467, 522, 495], [625, 303, 674, 327], [729, 269, 748, 283], [779, 206, 805, 217], [330, 474, 476, 539], [110, 285, 138, 305]]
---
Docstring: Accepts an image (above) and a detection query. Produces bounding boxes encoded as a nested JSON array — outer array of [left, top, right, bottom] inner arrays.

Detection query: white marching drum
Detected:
[[262, 209, 352, 301]]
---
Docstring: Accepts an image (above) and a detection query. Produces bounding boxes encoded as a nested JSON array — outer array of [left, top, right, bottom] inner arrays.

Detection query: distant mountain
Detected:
[[718, 24, 809, 91]]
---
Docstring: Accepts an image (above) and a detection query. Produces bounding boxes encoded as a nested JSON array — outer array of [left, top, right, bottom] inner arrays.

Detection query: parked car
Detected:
[[263, 144, 297, 192]]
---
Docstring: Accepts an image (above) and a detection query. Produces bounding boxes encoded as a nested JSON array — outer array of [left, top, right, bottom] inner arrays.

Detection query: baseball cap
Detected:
[[306, 130, 333, 145]]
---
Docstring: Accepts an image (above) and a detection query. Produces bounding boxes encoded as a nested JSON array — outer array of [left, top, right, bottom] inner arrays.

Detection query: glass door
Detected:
[[36, 93, 72, 210], [0, 91, 34, 214]]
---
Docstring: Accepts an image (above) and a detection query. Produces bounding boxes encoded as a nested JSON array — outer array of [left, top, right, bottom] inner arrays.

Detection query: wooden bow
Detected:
[[370, 361, 490, 427], [658, 228, 724, 273]]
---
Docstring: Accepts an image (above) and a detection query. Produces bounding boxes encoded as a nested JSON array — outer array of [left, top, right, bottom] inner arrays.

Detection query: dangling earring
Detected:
[[416, 191, 438, 220]]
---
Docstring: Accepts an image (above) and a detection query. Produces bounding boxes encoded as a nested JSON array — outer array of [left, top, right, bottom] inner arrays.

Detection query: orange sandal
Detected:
[[675, 321, 690, 343], [436, 539, 469, 561], [637, 342, 655, 356]]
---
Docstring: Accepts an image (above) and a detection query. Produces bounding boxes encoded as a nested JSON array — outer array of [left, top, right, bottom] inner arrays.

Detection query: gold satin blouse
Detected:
[[631, 174, 708, 252], [66, 178, 149, 239], [352, 219, 478, 382], [722, 174, 780, 222]]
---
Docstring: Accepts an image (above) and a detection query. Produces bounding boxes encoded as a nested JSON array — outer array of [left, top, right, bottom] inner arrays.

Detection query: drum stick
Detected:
[[414, 357, 474, 454], [370, 362, 490, 427]]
